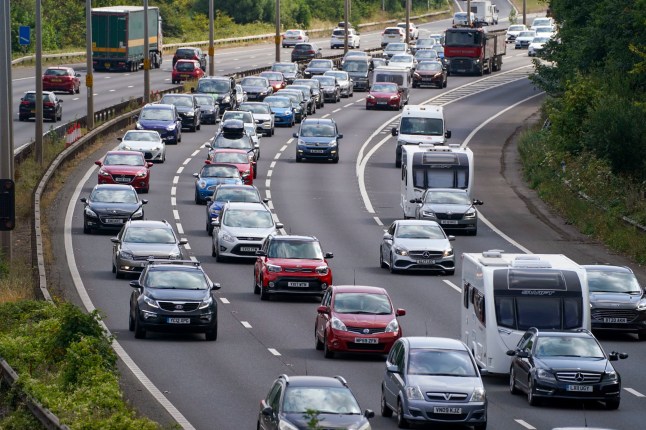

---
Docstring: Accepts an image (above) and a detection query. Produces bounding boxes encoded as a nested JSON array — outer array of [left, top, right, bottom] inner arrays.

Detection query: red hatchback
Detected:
[[207, 148, 255, 184], [315, 285, 405, 358], [95, 151, 153, 193], [172, 59, 205, 84], [254, 235, 333, 301], [259, 71, 287, 91], [42, 67, 81, 94], [365, 82, 404, 110]]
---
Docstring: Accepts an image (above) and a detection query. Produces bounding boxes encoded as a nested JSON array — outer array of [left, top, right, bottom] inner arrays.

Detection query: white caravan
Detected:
[[470, 1, 499, 26]]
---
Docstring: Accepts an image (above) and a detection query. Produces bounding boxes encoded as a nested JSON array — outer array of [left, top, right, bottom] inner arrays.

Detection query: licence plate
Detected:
[[288, 281, 309, 288], [567, 385, 593, 392], [457, 69, 466, 73], [441, 220, 459, 225], [167, 318, 190, 324], [104, 218, 123, 224], [603, 317, 627, 323], [377, 101, 388, 105], [310, 149, 325, 153], [105, 62, 110, 68], [240, 246, 258, 252], [51, 79, 62, 82], [354, 338, 378, 344], [433, 407, 462, 414], [114, 177, 130, 183], [418, 259, 436, 264]]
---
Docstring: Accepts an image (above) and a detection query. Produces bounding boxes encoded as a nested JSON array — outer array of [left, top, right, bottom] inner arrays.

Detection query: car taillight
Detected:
[[20, 101, 30, 106], [307, 50, 315, 54], [44, 102, 55, 107], [193, 56, 199, 61]]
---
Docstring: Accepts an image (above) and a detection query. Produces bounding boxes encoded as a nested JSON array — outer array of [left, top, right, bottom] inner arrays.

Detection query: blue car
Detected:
[[293, 118, 343, 163], [205, 184, 267, 235], [193, 163, 243, 204], [135, 103, 182, 144], [264, 96, 295, 127]]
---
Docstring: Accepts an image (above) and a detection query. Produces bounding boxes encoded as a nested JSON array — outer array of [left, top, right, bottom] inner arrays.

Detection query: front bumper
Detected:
[[216, 238, 265, 259], [352, 79, 369, 91], [260, 273, 331, 297], [532, 377, 621, 402], [366, 97, 400, 109], [326, 328, 399, 354], [402, 399, 486, 426], [136, 306, 217, 334], [591, 308, 646, 334], [273, 112, 294, 125], [391, 252, 454, 272], [297, 145, 337, 160], [200, 110, 218, 124], [419, 215, 477, 232]]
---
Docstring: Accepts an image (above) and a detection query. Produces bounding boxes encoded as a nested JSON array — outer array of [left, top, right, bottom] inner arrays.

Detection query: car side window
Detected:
[[517, 331, 533, 351], [388, 223, 396, 235], [266, 382, 282, 411], [387, 341, 401, 366], [463, 282, 471, 309]]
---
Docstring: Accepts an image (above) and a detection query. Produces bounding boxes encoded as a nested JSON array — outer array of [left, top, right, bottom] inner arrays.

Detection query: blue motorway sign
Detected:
[[19, 26, 30, 46]]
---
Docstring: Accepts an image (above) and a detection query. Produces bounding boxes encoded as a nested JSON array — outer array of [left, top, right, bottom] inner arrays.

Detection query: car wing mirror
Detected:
[[364, 409, 374, 419], [255, 250, 266, 256], [75, 73, 81, 77], [141, 199, 149, 205], [129, 280, 141, 288], [254, 143, 260, 149], [474, 199, 483, 205], [448, 235, 455, 241], [324, 252, 334, 259], [275, 222, 284, 229], [516, 350, 530, 358], [117, 137, 123, 141], [193, 173, 199, 178], [94, 160, 103, 166], [262, 198, 269, 203], [110, 237, 120, 244], [386, 364, 399, 373], [146, 162, 154, 168], [80, 197, 87, 203], [317, 305, 329, 314], [59, 99, 64, 103], [211, 282, 221, 290], [445, 130, 452, 138], [479, 368, 489, 376], [337, 133, 343, 139], [391, 127, 398, 136], [179, 238, 188, 245], [506, 349, 517, 356], [383, 233, 393, 241], [211, 219, 220, 227], [261, 406, 273, 417], [396, 308, 406, 316]]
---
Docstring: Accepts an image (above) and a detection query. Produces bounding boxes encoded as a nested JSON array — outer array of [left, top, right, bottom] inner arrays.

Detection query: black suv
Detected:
[[129, 259, 220, 340], [172, 47, 207, 71], [19, 90, 63, 122], [258, 375, 373, 430], [291, 42, 322, 62], [159, 94, 201, 132], [192, 76, 238, 114], [507, 328, 628, 409]]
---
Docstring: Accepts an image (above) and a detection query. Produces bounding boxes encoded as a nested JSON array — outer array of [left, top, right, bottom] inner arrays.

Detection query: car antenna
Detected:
[[425, 318, 431, 337]]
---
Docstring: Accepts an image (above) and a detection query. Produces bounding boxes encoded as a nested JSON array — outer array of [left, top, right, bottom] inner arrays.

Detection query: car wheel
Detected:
[[76, 86, 80, 94], [83, 222, 91, 234], [254, 272, 261, 295], [315, 326, 324, 350], [605, 399, 620, 410], [474, 422, 487, 430], [527, 377, 540, 406], [323, 335, 334, 358], [639, 331, 646, 341], [260, 282, 270, 301], [389, 254, 398, 274], [134, 310, 146, 339], [197, 121, 201, 131], [115, 265, 124, 279], [381, 388, 393, 417], [332, 155, 339, 163], [128, 308, 135, 332], [207, 221, 213, 236], [205, 323, 218, 341], [296, 155, 302, 163], [395, 157, 401, 168], [215, 246, 225, 262], [380, 247, 388, 268], [195, 190, 202, 205], [69, 88, 75, 95], [397, 400, 409, 429], [509, 367, 520, 394], [112, 262, 116, 274], [211, 242, 217, 257], [445, 269, 455, 276]]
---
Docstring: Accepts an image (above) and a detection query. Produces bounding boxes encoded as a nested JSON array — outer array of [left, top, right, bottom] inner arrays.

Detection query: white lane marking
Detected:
[[109, 89, 116, 92], [171, 197, 176, 206], [104, 76, 111, 79], [93, 93, 98, 96], [266, 190, 271, 199], [65, 167, 196, 430], [176, 223, 184, 234], [321, 114, 330, 118], [270, 161, 276, 169], [191, 150, 200, 157], [184, 243, 191, 250], [241, 321, 252, 329], [267, 170, 273, 177], [128, 85, 134, 88], [176, 166, 184, 174], [332, 108, 341, 113], [190, 256, 198, 262], [477, 211, 532, 254], [515, 420, 536, 430], [373, 217, 383, 226], [624, 387, 646, 397], [173, 210, 180, 220], [274, 152, 282, 160], [265, 179, 271, 187], [443, 280, 461, 293], [183, 158, 191, 165], [358, 133, 391, 213], [271, 213, 280, 222], [171, 186, 177, 196], [356, 98, 365, 102], [343, 103, 353, 108], [268, 201, 274, 209], [72, 97, 79, 101], [172, 176, 179, 184], [220, 298, 230, 304], [268, 348, 281, 356], [280, 144, 288, 152]]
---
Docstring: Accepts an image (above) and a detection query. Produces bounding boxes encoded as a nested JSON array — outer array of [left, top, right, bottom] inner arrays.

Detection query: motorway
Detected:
[[23, 3, 646, 430]]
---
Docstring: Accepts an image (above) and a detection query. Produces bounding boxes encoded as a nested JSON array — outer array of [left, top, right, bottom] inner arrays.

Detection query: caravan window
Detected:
[[412, 167, 468, 189], [375, 72, 404, 86]]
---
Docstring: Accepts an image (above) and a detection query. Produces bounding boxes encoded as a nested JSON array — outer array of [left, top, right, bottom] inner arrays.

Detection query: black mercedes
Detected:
[[80, 184, 146, 234]]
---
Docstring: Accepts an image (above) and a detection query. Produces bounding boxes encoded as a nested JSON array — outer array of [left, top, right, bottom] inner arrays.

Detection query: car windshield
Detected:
[[385, 43, 405, 52], [400, 117, 443, 136], [272, 64, 296, 73], [384, 28, 402, 35], [390, 55, 412, 63], [90, 188, 138, 203], [267, 240, 323, 259], [145, 270, 208, 290], [240, 104, 270, 114], [294, 44, 313, 51], [103, 154, 145, 166], [532, 37, 550, 43], [285, 30, 301, 37], [175, 62, 195, 71], [197, 80, 231, 93], [396, 224, 445, 239], [123, 131, 160, 142], [201, 165, 240, 178], [343, 61, 368, 72], [314, 77, 336, 86], [415, 39, 434, 48], [587, 270, 642, 293], [334, 293, 392, 315], [533, 19, 552, 27], [212, 153, 248, 164], [325, 71, 347, 81], [161, 96, 193, 107], [371, 83, 398, 92], [194, 95, 215, 105], [425, 191, 470, 204], [278, 92, 302, 103], [300, 124, 336, 137], [373, 72, 405, 86], [416, 62, 443, 72], [45, 69, 70, 76], [416, 51, 438, 59], [535, 336, 605, 358], [264, 97, 291, 108], [123, 226, 176, 244], [519, 31, 536, 38], [222, 209, 273, 228], [176, 48, 197, 57], [241, 78, 267, 87], [309, 60, 331, 68], [261, 72, 283, 81], [509, 25, 526, 32], [214, 188, 259, 203], [222, 112, 252, 123], [244, 125, 257, 136], [140, 108, 174, 121], [282, 387, 361, 414], [408, 349, 478, 377]]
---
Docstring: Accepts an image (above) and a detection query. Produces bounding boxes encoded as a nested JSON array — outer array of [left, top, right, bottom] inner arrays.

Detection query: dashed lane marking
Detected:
[[172, 176, 179, 184], [343, 103, 353, 108], [515, 420, 536, 430], [184, 243, 191, 250], [183, 158, 192, 165], [241, 321, 252, 329], [443, 280, 461, 293], [171, 186, 176, 196], [624, 388, 645, 397], [268, 348, 281, 356], [270, 161, 276, 169], [220, 298, 230, 304], [373, 217, 383, 226], [171, 197, 176, 206], [321, 114, 330, 118], [173, 210, 180, 220], [332, 108, 341, 113], [176, 166, 184, 174], [176, 223, 184, 234], [191, 149, 201, 157], [265, 179, 271, 188], [280, 144, 288, 152], [274, 152, 282, 160], [266, 190, 271, 198], [267, 170, 273, 177], [109, 89, 116, 92]]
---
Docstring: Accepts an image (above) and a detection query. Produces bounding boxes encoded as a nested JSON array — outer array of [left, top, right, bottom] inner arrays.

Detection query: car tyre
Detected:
[[380, 247, 388, 268], [315, 327, 324, 350], [397, 400, 409, 429], [323, 335, 334, 358], [205, 323, 218, 341], [509, 367, 520, 394], [83, 222, 91, 234], [260, 282, 270, 301], [254, 273, 261, 295], [115, 265, 124, 279], [134, 311, 146, 339], [445, 269, 455, 276], [605, 399, 620, 410], [112, 262, 116, 274], [211, 242, 217, 258], [195, 191, 202, 205], [128, 308, 135, 331], [381, 388, 393, 417], [527, 378, 540, 406]]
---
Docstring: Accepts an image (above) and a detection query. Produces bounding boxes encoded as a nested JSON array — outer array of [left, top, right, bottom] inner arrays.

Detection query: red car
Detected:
[[171, 59, 205, 84], [259, 71, 287, 92], [95, 151, 152, 193], [412, 60, 448, 88], [42, 67, 81, 94], [207, 148, 255, 184], [254, 235, 333, 301], [365, 82, 404, 110], [315, 285, 406, 358]]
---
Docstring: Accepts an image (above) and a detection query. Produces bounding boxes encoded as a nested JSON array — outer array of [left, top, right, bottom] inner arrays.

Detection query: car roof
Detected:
[[105, 150, 146, 157], [224, 201, 269, 211], [582, 265, 634, 274], [301, 118, 336, 125], [332, 285, 388, 295], [425, 188, 468, 194], [403, 336, 468, 350], [91, 184, 137, 192], [532, 329, 595, 339], [215, 184, 258, 191], [143, 103, 174, 110], [25, 90, 55, 96], [270, 235, 317, 242], [395, 219, 441, 226], [125, 220, 172, 228], [280, 375, 347, 388]]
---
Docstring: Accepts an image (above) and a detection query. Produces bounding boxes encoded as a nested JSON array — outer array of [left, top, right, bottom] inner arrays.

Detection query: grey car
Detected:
[[312, 75, 341, 103], [323, 70, 354, 97], [159, 93, 201, 132], [380, 220, 455, 275], [111, 220, 187, 278], [413, 188, 483, 235], [381, 337, 487, 430]]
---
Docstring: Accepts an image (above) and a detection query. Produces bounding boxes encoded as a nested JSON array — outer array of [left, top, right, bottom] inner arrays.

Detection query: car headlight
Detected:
[[394, 246, 408, 256], [135, 122, 144, 130], [220, 232, 235, 243], [166, 124, 176, 131], [367, 95, 375, 100], [330, 316, 347, 331], [465, 209, 477, 219], [84, 207, 98, 218], [298, 139, 306, 146], [421, 210, 436, 219], [143, 295, 159, 309], [328, 140, 337, 147], [98, 169, 110, 177], [443, 248, 454, 258], [132, 207, 144, 218], [198, 294, 213, 309], [242, 170, 251, 177], [390, 94, 400, 100], [637, 299, 646, 311], [136, 170, 148, 178], [197, 180, 207, 189], [278, 420, 299, 430], [315, 265, 329, 275], [120, 144, 131, 150], [119, 250, 134, 260], [153, 146, 161, 152], [470, 387, 486, 402], [604, 370, 618, 381], [266, 263, 282, 273], [536, 369, 556, 382], [385, 318, 399, 333], [405, 385, 424, 400]]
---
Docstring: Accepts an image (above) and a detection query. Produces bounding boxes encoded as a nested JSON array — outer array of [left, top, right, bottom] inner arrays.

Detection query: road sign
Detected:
[[19, 26, 30, 46]]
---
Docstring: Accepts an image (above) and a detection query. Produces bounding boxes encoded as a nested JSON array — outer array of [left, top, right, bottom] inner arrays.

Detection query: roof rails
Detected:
[[146, 258, 201, 267], [278, 374, 290, 384], [334, 375, 348, 386]]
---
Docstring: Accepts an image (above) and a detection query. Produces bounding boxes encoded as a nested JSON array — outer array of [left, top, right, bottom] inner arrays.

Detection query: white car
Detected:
[[528, 36, 550, 57], [396, 22, 419, 40], [323, 70, 353, 97], [330, 28, 360, 49], [219, 110, 256, 133], [117, 130, 166, 163], [382, 42, 410, 60], [515, 30, 537, 49], [282, 29, 308, 48], [211, 202, 282, 261], [239, 102, 274, 137], [381, 27, 405, 47], [534, 25, 556, 39], [506, 24, 528, 43], [531, 17, 554, 30], [388, 54, 417, 71]]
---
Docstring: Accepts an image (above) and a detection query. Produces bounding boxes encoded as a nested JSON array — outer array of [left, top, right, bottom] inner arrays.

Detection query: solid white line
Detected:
[[176, 223, 184, 234], [183, 158, 191, 165], [172, 176, 179, 184], [65, 166, 196, 430], [514, 419, 536, 430], [267, 170, 273, 177], [271, 213, 280, 222], [220, 298, 230, 304], [373, 216, 383, 226], [265, 179, 271, 187], [280, 145, 288, 152], [443, 280, 461, 293], [171, 186, 176, 196], [268, 201, 274, 209], [343, 103, 353, 108], [478, 211, 532, 254], [270, 161, 276, 169], [332, 108, 341, 113], [268, 348, 281, 356], [624, 387, 646, 397], [173, 210, 180, 220], [176, 166, 184, 174], [241, 321, 252, 329], [171, 197, 176, 206], [321, 114, 330, 118]]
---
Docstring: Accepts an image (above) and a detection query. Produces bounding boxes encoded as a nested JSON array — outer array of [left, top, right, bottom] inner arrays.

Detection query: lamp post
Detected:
[[86, 0, 94, 130], [405, 0, 411, 45], [275, 0, 281, 62], [143, 0, 150, 104], [344, 0, 349, 54], [209, 0, 214, 75], [35, 0, 43, 165], [0, 0, 14, 260]]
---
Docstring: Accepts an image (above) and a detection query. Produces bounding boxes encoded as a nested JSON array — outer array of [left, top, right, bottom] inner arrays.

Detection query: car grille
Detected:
[[346, 326, 386, 334], [236, 236, 263, 241], [158, 301, 200, 312], [284, 267, 314, 273], [436, 213, 464, 220], [408, 250, 444, 258], [556, 372, 602, 383], [427, 412, 469, 421], [132, 255, 173, 261], [591, 309, 638, 320], [425, 392, 469, 402]]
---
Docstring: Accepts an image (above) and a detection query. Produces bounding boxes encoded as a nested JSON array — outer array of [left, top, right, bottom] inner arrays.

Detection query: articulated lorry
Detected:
[[443, 27, 506, 76], [92, 6, 163, 72]]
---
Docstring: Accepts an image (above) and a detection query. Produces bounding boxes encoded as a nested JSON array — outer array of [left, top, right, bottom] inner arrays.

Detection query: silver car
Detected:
[[323, 70, 353, 97], [381, 337, 487, 430], [380, 219, 455, 275], [111, 220, 187, 278], [117, 130, 166, 163], [413, 188, 483, 235], [211, 202, 282, 261]]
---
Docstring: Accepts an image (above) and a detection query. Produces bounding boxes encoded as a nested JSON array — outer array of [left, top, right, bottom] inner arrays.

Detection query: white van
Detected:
[[390, 105, 451, 167]]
